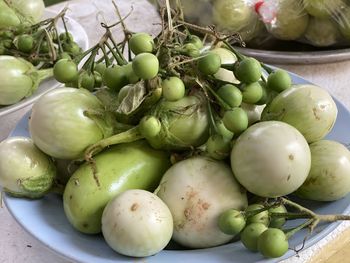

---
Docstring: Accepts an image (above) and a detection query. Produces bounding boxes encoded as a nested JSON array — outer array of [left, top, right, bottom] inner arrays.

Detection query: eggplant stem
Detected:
[[165, 0, 173, 32], [310, 218, 320, 233], [270, 212, 312, 220], [35, 68, 53, 83], [100, 44, 112, 66], [243, 202, 282, 218], [108, 35, 128, 65], [84, 127, 144, 161], [222, 40, 246, 61], [318, 214, 350, 221], [281, 197, 317, 217], [84, 128, 144, 187], [285, 219, 314, 239], [203, 83, 231, 111], [105, 41, 125, 66]]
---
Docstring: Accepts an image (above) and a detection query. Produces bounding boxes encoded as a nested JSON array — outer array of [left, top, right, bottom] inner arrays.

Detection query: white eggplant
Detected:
[[296, 140, 350, 201], [102, 189, 173, 257], [156, 156, 248, 248], [231, 121, 311, 198]]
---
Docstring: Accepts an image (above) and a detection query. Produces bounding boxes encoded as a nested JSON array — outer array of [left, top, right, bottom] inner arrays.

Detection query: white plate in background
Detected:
[[0, 10, 89, 117]]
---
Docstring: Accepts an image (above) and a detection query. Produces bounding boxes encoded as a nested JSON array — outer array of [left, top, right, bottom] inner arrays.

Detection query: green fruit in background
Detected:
[[303, 0, 346, 18], [264, 0, 309, 41], [338, 8, 350, 41], [239, 15, 266, 42], [213, 0, 252, 32], [212, 0, 265, 41], [304, 17, 341, 47]]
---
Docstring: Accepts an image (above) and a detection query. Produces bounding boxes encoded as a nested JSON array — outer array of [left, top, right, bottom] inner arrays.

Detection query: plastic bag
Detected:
[[256, 0, 350, 47], [157, 0, 350, 48]]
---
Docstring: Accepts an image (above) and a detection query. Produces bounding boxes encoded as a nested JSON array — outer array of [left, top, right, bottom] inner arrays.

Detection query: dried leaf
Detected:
[[116, 81, 147, 115]]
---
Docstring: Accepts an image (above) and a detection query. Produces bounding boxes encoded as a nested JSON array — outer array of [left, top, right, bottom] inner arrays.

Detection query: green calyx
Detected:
[[146, 92, 209, 150], [83, 109, 115, 140], [5, 163, 56, 199], [27, 67, 53, 97]]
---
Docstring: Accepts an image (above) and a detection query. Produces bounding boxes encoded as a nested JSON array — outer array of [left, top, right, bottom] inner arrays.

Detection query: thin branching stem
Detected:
[[281, 198, 317, 217], [100, 45, 112, 66], [108, 34, 128, 65], [105, 41, 124, 65], [285, 219, 314, 239]]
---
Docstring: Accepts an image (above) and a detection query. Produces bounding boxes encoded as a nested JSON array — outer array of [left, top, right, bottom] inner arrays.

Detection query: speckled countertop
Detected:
[[1, 1, 350, 262]]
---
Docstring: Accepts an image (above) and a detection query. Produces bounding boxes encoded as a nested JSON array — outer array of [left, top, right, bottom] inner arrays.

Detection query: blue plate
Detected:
[[4, 71, 350, 263]]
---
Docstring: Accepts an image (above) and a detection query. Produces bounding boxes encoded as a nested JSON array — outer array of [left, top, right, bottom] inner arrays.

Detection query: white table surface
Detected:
[[1, 1, 350, 262]]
